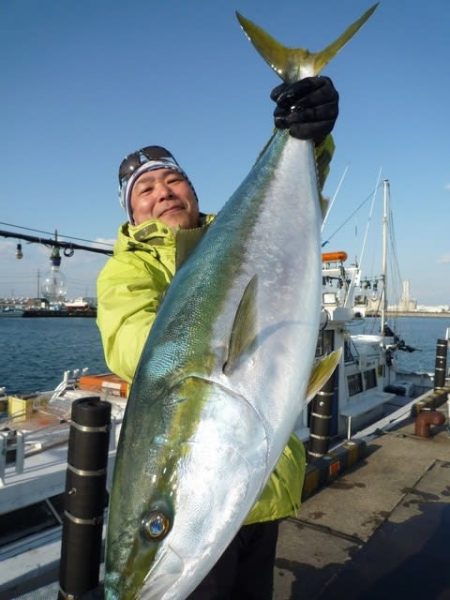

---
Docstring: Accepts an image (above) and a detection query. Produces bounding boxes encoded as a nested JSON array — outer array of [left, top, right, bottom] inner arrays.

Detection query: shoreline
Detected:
[[366, 311, 450, 319]]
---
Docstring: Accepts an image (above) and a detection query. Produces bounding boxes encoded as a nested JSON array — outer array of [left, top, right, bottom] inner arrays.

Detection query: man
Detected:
[[97, 76, 338, 598]]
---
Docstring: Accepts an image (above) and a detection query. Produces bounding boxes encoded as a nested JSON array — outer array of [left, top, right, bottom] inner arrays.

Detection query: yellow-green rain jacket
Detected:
[[97, 136, 334, 524]]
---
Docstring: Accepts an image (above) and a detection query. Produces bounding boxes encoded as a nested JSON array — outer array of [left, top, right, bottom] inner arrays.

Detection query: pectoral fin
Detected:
[[223, 276, 258, 375], [306, 349, 342, 402]]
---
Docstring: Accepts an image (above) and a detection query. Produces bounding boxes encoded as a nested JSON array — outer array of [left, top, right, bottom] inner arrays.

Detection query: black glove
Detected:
[[271, 76, 339, 143]]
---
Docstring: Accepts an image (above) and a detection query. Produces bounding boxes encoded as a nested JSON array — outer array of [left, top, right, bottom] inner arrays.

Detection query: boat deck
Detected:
[[274, 404, 450, 599]]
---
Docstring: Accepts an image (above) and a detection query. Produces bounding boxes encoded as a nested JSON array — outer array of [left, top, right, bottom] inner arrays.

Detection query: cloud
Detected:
[[91, 238, 115, 253], [94, 237, 115, 247], [446, 183, 450, 192], [0, 239, 16, 256], [437, 254, 450, 264]]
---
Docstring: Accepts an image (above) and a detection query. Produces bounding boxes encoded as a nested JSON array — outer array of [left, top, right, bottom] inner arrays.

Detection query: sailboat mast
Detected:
[[380, 179, 390, 337]]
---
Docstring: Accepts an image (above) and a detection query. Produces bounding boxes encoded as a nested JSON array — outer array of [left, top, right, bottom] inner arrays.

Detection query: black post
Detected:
[[434, 339, 448, 389], [308, 374, 335, 460], [58, 397, 111, 599]]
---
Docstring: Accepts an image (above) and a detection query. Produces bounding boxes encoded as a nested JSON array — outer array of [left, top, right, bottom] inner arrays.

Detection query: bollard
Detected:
[[58, 397, 111, 600], [415, 409, 445, 438], [434, 338, 448, 389], [447, 393, 450, 437], [308, 374, 335, 460]]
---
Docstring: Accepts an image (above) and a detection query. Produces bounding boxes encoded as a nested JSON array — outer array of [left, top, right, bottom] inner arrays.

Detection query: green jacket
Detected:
[[96, 136, 334, 524]]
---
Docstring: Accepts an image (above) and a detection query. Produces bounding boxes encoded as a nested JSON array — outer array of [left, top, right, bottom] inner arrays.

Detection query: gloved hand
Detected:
[[271, 76, 339, 143]]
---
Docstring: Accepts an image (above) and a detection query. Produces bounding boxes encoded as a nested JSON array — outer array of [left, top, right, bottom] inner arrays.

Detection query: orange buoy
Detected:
[[321, 251, 348, 263]]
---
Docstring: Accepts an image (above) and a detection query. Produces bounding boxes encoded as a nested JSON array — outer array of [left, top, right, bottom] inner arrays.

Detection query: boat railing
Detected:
[[49, 367, 89, 403], [0, 414, 123, 487]]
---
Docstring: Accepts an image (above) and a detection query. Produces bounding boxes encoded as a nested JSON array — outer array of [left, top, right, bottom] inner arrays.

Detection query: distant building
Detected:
[[416, 304, 450, 313], [396, 280, 417, 312], [387, 280, 449, 314], [386, 280, 417, 312]]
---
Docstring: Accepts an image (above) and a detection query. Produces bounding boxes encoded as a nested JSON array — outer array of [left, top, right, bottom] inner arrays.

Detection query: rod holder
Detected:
[[434, 339, 448, 389], [308, 374, 336, 460], [58, 397, 111, 599]]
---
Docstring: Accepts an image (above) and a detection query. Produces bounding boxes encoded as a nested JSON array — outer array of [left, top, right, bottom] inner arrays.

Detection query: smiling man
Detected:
[[96, 74, 338, 599], [121, 146, 200, 230], [97, 145, 214, 383], [131, 169, 198, 228]]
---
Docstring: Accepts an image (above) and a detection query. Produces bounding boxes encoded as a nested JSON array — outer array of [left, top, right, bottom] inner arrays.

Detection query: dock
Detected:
[[274, 402, 450, 599]]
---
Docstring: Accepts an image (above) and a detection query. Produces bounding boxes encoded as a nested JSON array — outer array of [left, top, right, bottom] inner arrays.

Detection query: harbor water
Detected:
[[1, 315, 449, 395], [0, 317, 108, 394], [350, 315, 450, 374]]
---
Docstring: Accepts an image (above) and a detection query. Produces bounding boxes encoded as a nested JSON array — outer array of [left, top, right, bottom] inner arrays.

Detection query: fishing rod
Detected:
[[0, 229, 113, 257]]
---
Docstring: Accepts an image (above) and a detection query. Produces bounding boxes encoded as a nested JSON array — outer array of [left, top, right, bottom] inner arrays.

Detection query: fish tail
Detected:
[[236, 4, 378, 82]]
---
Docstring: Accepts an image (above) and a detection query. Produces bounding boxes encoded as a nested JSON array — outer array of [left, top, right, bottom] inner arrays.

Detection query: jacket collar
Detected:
[[115, 213, 214, 252], [129, 220, 174, 244]]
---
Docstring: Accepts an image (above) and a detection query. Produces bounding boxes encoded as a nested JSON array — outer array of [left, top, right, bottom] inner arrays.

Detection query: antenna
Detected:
[[321, 164, 350, 231]]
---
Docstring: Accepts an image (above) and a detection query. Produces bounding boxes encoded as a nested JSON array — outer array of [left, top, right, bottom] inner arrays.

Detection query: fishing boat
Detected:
[[294, 179, 446, 450], [0, 306, 24, 318], [22, 298, 97, 318], [0, 371, 127, 598]]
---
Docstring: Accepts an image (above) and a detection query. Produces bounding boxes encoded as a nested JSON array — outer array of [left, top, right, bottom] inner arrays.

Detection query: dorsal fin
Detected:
[[223, 275, 258, 375]]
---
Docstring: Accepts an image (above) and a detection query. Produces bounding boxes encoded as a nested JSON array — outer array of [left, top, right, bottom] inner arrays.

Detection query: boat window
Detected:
[[354, 295, 368, 306], [363, 369, 377, 390], [316, 329, 335, 358], [344, 340, 354, 363], [348, 373, 363, 396], [323, 292, 337, 305], [0, 494, 64, 548]]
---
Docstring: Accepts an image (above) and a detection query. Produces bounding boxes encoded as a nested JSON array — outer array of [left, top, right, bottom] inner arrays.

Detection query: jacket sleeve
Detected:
[[96, 255, 167, 383]]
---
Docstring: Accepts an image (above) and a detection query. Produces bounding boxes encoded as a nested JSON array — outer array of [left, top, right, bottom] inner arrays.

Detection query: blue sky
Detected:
[[1, 0, 449, 304]]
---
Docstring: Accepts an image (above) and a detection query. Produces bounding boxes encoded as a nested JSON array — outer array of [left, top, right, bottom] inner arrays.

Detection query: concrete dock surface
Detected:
[[274, 407, 450, 599]]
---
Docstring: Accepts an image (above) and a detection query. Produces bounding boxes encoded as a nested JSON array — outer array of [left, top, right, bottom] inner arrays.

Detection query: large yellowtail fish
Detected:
[[104, 5, 378, 598]]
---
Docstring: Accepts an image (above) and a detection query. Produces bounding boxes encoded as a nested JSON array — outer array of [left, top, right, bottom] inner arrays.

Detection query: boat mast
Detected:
[[380, 179, 390, 339]]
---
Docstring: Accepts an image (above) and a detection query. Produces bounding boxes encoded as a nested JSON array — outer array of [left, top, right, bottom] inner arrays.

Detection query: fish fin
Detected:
[[305, 349, 342, 403], [223, 275, 258, 375], [236, 4, 378, 82], [320, 195, 329, 220]]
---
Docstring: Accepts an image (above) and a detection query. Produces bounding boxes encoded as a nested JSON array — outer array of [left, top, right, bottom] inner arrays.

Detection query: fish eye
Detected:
[[141, 511, 171, 541]]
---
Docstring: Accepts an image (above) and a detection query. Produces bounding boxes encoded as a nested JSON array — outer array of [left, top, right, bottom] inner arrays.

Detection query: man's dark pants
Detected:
[[188, 520, 280, 599]]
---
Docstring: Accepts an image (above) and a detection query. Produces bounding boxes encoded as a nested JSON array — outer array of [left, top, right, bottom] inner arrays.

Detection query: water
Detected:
[[0, 317, 108, 394], [349, 315, 450, 374], [0, 315, 449, 395]]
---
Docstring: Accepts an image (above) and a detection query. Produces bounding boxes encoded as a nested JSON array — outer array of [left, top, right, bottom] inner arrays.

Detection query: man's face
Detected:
[[130, 168, 199, 229]]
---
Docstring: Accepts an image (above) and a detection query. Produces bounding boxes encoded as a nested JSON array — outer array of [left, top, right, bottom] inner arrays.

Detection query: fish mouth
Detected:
[[104, 544, 184, 600], [140, 543, 185, 599]]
